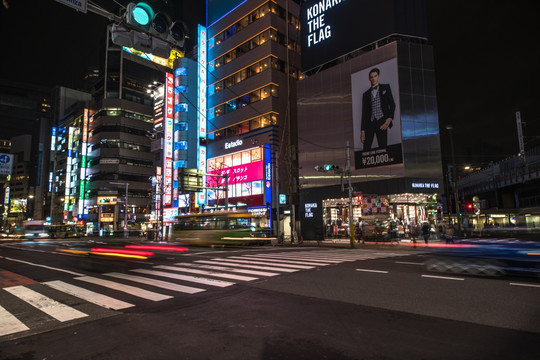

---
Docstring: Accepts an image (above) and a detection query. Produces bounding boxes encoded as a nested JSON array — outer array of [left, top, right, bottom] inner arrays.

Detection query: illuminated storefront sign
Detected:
[[97, 196, 117, 205], [305, 0, 344, 47], [122, 47, 180, 69], [225, 139, 243, 149], [163, 207, 179, 222], [164, 72, 174, 206], [197, 24, 208, 205], [264, 145, 272, 208], [79, 109, 89, 218], [207, 160, 263, 186]]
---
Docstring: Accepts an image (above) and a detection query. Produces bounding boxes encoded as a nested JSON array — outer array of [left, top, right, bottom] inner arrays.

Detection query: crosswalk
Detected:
[[1, 249, 412, 338]]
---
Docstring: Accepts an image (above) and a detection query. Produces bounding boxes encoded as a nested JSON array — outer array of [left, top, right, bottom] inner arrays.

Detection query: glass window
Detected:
[[225, 100, 237, 113], [175, 103, 188, 112], [215, 57, 223, 68], [215, 105, 224, 117], [261, 114, 271, 127], [207, 158, 215, 170], [241, 182, 252, 196], [261, 86, 271, 100], [250, 89, 261, 103], [215, 81, 223, 93], [252, 180, 263, 195], [251, 117, 262, 130], [225, 76, 235, 88], [176, 85, 187, 93], [238, 94, 249, 108], [242, 150, 251, 164], [239, 122, 250, 134], [224, 155, 232, 168], [252, 148, 262, 162], [238, 16, 249, 30], [271, 84, 278, 97], [232, 152, 242, 166]]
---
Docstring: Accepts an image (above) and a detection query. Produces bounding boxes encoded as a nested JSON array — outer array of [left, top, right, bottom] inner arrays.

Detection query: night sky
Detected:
[[1, 0, 539, 167]]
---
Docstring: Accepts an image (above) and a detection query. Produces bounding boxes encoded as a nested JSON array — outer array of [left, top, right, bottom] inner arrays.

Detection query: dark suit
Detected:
[[361, 83, 396, 151]]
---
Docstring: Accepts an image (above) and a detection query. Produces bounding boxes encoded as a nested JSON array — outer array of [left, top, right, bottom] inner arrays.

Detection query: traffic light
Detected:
[[111, 2, 187, 58], [465, 202, 474, 213]]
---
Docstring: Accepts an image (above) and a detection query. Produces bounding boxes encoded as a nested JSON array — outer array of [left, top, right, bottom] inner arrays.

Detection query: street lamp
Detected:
[[109, 181, 129, 238], [445, 125, 461, 230]]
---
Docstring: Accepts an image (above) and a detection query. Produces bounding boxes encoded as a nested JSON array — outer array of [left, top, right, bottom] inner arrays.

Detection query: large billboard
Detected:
[[300, 0, 427, 71], [352, 57, 402, 169]]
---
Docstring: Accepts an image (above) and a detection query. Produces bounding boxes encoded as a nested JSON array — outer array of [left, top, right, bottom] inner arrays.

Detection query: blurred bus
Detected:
[[47, 224, 84, 239], [173, 211, 271, 246], [22, 220, 49, 240]]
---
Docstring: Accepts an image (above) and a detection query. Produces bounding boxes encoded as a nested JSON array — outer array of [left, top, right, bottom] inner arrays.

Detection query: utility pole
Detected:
[[347, 142, 356, 248], [516, 111, 526, 167], [110, 182, 129, 238], [445, 125, 461, 230]]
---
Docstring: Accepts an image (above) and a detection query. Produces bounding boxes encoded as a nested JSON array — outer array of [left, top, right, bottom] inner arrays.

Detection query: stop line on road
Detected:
[[1, 249, 411, 338]]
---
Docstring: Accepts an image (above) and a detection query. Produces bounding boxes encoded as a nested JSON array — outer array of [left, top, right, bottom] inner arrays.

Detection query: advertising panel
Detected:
[[207, 160, 263, 187], [300, 0, 428, 71], [351, 58, 402, 169]]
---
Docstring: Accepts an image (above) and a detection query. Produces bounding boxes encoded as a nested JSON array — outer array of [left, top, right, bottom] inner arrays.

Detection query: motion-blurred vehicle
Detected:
[[425, 239, 540, 277], [22, 220, 49, 240]]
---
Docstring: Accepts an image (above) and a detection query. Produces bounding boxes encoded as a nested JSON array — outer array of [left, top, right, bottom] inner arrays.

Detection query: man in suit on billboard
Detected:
[[361, 68, 396, 151]]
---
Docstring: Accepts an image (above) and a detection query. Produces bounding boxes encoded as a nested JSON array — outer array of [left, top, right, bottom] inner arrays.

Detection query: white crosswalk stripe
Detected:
[[43, 280, 134, 310], [4, 285, 88, 322], [196, 259, 299, 272], [177, 262, 280, 277], [128, 269, 234, 288], [75, 276, 173, 301], [2, 249, 415, 339], [154, 265, 258, 282], [0, 304, 30, 336]]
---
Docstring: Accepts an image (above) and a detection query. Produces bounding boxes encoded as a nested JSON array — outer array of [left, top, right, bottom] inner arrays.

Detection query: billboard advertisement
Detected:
[[352, 57, 402, 169], [300, 0, 427, 71]]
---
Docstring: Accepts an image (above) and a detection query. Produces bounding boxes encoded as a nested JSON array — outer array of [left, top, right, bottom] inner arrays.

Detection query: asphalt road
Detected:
[[1, 238, 539, 359]]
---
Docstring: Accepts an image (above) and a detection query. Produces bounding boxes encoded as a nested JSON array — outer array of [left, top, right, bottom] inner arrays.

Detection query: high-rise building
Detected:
[[205, 0, 302, 237]]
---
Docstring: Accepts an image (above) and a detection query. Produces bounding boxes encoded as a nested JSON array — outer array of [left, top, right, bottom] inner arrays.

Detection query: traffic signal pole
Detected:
[[347, 142, 355, 248]]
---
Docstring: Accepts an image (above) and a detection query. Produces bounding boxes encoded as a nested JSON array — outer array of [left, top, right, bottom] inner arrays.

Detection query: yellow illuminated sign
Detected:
[[97, 196, 117, 205]]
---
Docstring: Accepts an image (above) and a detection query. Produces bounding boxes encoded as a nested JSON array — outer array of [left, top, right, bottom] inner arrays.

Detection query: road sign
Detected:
[[55, 0, 87, 13], [0, 153, 14, 175]]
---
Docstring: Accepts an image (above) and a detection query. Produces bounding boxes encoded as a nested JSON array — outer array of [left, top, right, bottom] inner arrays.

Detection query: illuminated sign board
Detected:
[[197, 24, 208, 206], [100, 213, 114, 222], [122, 47, 181, 69], [97, 196, 117, 205], [164, 72, 174, 206], [300, 0, 428, 71], [304, 202, 318, 218], [264, 145, 272, 208], [225, 139, 243, 150], [207, 160, 264, 187]]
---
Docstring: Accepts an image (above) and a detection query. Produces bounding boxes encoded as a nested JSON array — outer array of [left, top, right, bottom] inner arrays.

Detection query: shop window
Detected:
[[242, 150, 251, 164], [224, 155, 232, 168], [232, 152, 242, 166], [251, 148, 262, 162], [241, 183, 252, 196], [252, 180, 263, 195]]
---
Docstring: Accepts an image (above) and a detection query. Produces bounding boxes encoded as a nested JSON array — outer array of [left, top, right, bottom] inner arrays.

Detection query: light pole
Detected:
[[445, 125, 461, 230], [109, 181, 129, 238]]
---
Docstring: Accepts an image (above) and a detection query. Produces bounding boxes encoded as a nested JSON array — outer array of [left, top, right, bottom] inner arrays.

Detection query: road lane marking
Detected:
[[4, 285, 88, 322], [43, 280, 134, 310], [421, 275, 464, 281], [105, 272, 207, 293], [0, 305, 30, 336], [355, 269, 389, 274], [154, 265, 258, 282], [395, 261, 424, 265], [1, 256, 84, 276], [128, 269, 234, 288], [510, 282, 540, 288], [75, 276, 173, 301]]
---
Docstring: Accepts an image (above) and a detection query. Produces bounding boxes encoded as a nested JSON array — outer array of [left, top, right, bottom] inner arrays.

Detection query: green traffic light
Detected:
[[324, 164, 333, 171], [132, 2, 154, 26]]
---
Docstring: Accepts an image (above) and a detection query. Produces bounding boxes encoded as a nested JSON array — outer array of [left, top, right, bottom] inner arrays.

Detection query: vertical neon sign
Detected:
[[78, 109, 89, 218], [164, 72, 174, 206], [198, 24, 208, 205], [65, 127, 74, 212]]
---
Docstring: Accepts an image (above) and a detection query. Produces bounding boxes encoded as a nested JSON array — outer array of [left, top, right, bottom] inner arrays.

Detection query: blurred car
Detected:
[[425, 239, 540, 277]]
